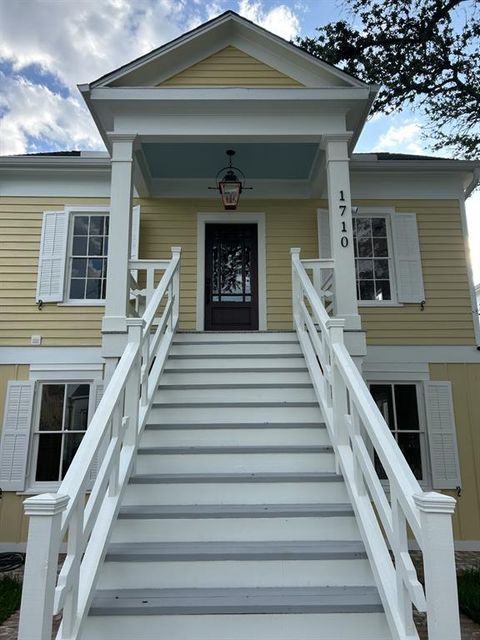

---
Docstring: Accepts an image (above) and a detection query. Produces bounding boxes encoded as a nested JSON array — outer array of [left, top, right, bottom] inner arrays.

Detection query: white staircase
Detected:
[[82, 332, 391, 640]]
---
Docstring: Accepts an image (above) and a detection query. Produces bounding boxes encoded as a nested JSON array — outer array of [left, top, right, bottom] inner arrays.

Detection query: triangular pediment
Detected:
[[158, 46, 303, 87], [92, 11, 368, 90]]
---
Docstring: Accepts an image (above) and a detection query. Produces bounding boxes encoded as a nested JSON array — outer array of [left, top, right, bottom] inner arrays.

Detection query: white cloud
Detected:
[[376, 121, 424, 155], [237, 0, 300, 40], [0, 73, 103, 155]]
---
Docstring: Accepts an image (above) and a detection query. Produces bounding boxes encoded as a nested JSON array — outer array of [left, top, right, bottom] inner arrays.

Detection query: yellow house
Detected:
[[1, 11, 479, 640]]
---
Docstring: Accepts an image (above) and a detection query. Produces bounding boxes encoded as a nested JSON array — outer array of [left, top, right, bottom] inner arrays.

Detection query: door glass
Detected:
[[208, 227, 254, 304]]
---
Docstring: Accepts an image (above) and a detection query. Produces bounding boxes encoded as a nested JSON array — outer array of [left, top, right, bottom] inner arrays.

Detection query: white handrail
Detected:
[[291, 247, 460, 640], [18, 247, 182, 640]]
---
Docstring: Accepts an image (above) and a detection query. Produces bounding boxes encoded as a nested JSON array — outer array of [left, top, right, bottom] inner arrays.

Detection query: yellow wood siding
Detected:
[[138, 198, 318, 330], [0, 197, 107, 346], [160, 46, 303, 87], [0, 196, 475, 345], [430, 363, 480, 541], [0, 364, 30, 543], [357, 199, 476, 345]]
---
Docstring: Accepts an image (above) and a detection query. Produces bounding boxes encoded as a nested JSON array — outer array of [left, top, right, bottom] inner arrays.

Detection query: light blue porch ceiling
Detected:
[[142, 143, 319, 180]]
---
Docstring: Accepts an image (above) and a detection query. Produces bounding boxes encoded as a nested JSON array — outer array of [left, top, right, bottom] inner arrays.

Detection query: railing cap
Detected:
[[326, 318, 345, 329], [23, 493, 69, 516], [413, 491, 456, 514], [126, 318, 145, 328], [171, 246, 182, 255], [290, 247, 301, 256]]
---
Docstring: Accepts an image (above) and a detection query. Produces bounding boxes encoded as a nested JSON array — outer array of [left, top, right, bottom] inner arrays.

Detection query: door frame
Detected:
[[196, 213, 267, 331]]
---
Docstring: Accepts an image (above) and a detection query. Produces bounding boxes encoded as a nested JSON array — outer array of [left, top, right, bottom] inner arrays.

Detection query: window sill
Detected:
[[58, 301, 105, 307]]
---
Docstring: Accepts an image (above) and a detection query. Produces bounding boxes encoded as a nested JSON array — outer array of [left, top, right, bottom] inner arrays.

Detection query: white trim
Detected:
[[196, 213, 267, 331], [0, 347, 103, 365], [363, 362, 430, 381], [458, 196, 480, 346], [29, 363, 103, 381], [364, 345, 480, 364]]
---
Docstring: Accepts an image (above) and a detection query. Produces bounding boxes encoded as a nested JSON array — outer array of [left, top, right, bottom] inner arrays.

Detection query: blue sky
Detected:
[[0, 0, 478, 281]]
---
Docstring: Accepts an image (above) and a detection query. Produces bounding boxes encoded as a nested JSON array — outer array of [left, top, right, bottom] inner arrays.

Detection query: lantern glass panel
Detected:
[[219, 182, 241, 210]]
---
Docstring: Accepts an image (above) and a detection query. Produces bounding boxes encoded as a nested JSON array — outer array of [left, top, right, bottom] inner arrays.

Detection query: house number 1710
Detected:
[[339, 190, 349, 247]]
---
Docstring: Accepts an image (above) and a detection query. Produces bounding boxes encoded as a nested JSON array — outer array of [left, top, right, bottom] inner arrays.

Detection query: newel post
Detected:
[[290, 248, 302, 329], [124, 318, 144, 450], [18, 493, 69, 640], [327, 318, 349, 463], [413, 492, 461, 640], [171, 246, 182, 329]]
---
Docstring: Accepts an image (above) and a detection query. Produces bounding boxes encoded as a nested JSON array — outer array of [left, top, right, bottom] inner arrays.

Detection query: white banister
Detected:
[[18, 247, 182, 640], [291, 247, 460, 640]]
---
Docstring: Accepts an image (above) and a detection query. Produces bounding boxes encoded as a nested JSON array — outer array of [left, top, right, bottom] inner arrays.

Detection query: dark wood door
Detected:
[[205, 224, 259, 330]]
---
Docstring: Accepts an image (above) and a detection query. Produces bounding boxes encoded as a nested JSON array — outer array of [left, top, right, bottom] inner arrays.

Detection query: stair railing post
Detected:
[[171, 246, 182, 330], [125, 318, 144, 451], [413, 492, 460, 640], [327, 319, 348, 467], [290, 248, 302, 330], [18, 493, 69, 640]]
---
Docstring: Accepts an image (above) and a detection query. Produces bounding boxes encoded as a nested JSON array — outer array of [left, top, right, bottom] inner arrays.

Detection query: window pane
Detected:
[[61, 433, 85, 479], [65, 384, 90, 431], [371, 218, 387, 237], [394, 385, 420, 430], [357, 259, 373, 279], [375, 280, 391, 301], [374, 259, 390, 279], [105, 216, 109, 234], [73, 216, 89, 235], [71, 258, 87, 277], [373, 238, 388, 257], [370, 385, 394, 428], [359, 280, 374, 300], [36, 434, 62, 481], [86, 279, 102, 299], [72, 236, 87, 256], [69, 278, 85, 299], [397, 433, 423, 480], [88, 237, 103, 256], [88, 258, 103, 277], [39, 385, 64, 431], [355, 218, 371, 239], [103, 237, 109, 255], [89, 216, 104, 236], [358, 238, 373, 257]]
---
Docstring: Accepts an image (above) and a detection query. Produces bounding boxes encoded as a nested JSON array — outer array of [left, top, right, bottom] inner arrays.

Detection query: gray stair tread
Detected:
[[118, 503, 354, 519], [145, 421, 326, 430], [105, 540, 367, 561], [90, 586, 383, 615], [163, 367, 308, 373], [153, 401, 318, 408], [137, 445, 333, 455], [169, 353, 302, 359], [130, 471, 343, 484], [158, 383, 312, 390]]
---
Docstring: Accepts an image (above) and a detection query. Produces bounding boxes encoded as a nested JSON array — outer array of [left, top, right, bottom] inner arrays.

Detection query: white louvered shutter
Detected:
[[36, 211, 68, 303], [317, 209, 331, 259], [391, 212, 425, 303], [0, 381, 35, 491], [88, 382, 104, 483], [424, 381, 461, 490]]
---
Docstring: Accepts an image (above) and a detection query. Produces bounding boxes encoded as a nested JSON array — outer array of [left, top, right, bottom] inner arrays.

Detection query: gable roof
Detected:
[[88, 10, 370, 90]]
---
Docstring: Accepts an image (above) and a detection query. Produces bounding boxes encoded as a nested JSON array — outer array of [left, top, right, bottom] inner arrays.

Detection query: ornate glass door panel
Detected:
[[205, 224, 259, 330]]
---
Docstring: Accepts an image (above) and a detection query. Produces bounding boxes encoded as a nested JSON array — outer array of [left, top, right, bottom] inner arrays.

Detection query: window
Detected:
[[353, 216, 393, 302], [33, 383, 91, 482], [68, 214, 109, 301], [370, 383, 427, 481]]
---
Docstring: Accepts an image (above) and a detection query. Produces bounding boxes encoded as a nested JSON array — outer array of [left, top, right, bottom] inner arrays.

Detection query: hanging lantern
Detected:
[[209, 149, 252, 210]]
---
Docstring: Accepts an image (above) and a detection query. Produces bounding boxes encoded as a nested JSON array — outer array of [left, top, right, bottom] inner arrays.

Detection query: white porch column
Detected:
[[323, 134, 361, 331], [102, 133, 136, 336]]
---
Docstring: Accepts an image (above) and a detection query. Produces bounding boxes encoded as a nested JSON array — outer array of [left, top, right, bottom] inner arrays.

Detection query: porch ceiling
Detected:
[[141, 142, 320, 181]]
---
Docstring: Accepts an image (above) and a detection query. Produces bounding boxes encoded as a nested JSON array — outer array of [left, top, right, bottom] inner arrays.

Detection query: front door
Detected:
[[205, 223, 259, 330]]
